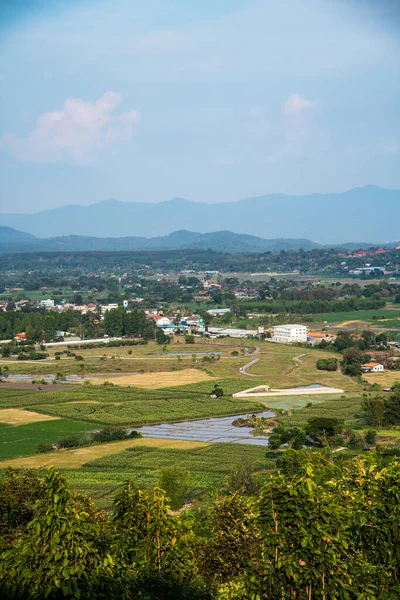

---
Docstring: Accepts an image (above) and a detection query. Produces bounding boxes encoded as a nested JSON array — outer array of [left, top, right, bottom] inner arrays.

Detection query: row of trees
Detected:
[[232, 296, 386, 316], [0, 307, 157, 342], [1, 455, 400, 599]]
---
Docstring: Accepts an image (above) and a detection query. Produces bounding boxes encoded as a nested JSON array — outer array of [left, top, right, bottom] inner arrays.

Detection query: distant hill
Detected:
[[0, 227, 324, 254], [1, 186, 399, 243]]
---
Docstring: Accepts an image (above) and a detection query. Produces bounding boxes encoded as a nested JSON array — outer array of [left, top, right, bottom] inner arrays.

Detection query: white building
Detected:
[[207, 308, 231, 316], [101, 303, 119, 314], [272, 324, 308, 343], [40, 299, 55, 308], [362, 362, 385, 373], [148, 315, 171, 326]]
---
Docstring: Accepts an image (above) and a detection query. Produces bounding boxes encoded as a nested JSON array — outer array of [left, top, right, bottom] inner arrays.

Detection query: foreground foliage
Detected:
[[0, 452, 399, 599]]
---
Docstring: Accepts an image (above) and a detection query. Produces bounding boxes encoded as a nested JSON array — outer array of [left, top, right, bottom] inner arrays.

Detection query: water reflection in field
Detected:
[[139, 410, 275, 446]]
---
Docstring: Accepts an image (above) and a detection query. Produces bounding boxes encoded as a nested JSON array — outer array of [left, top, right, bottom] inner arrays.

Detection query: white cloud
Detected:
[[283, 94, 319, 115], [375, 140, 398, 155], [3, 92, 140, 164]]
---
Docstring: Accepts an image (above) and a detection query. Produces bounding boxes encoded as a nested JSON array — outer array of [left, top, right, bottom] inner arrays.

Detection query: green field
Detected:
[[0, 419, 93, 460], [277, 393, 364, 429], [61, 443, 274, 509], [0, 382, 265, 460], [312, 308, 400, 323]]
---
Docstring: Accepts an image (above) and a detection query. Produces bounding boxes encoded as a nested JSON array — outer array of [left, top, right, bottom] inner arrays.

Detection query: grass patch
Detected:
[[276, 393, 365, 429], [0, 437, 208, 469], [0, 408, 60, 426], [94, 368, 215, 388], [0, 419, 93, 460], [312, 309, 400, 323]]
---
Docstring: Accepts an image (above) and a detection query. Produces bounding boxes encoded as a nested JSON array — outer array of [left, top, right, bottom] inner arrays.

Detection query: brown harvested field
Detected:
[[0, 408, 61, 426], [364, 371, 400, 387], [93, 368, 216, 389], [0, 437, 209, 469]]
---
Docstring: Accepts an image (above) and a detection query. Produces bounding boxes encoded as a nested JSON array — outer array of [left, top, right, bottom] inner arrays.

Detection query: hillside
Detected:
[[1, 186, 399, 243], [0, 227, 323, 254]]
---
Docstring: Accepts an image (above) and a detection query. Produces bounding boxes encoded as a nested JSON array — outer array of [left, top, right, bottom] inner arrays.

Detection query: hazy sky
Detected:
[[0, 0, 399, 212]]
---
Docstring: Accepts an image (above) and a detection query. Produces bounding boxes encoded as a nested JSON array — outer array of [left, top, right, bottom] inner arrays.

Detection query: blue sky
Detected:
[[0, 0, 399, 212]]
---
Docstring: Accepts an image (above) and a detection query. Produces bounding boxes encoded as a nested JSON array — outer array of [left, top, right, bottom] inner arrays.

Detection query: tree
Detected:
[[363, 395, 385, 426], [210, 384, 223, 398], [159, 467, 191, 510], [185, 334, 195, 344], [342, 347, 364, 376], [156, 328, 169, 345], [268, 434, 281, 450], [0, 468, 110, 598], [365, 430, 377, 445]]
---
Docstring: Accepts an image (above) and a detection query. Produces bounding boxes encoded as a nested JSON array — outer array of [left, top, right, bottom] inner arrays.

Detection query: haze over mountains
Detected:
[[1, 186, 399, 244]]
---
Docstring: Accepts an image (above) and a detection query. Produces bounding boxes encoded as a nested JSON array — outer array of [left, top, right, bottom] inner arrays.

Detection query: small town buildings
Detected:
[[272, 324, 308, 343], [15, 332, 27, 341], [207, 308, 231, 316], [148, 315, 171, 326], [40, 299, 55, 308], [362, 362, 385, 373], [307, 332, 336, 346], [100, 303, 119, 314]]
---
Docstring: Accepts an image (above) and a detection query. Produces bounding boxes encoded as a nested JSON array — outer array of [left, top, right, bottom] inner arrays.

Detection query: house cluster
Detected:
[[348, 266, 388, 276], [338, 248, 390, 258]]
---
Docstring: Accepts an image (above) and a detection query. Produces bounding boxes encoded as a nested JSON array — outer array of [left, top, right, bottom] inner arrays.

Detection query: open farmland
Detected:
[[0, 419, 93, 460], [93, 368, 215, 388], [311, 308, 400, 324], [0, 408, 60, 425], [0, 437, 209, 469], [25, 443, 274, 510]]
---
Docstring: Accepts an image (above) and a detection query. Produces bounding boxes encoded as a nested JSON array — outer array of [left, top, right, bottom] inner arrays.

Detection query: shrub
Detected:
[[268, 434, 282, 450], [185, 335, 195, 344], [348, 430, 365, 450], [210, 384, 224, 398], [93, 428, 129, 443], [36, 442, 53, 454], [316, 358, 338, 372], [158, 466, 191, 510], [75, 355, 84, 361], [365, 429, 377, 445], [57, 433, 92, 449]]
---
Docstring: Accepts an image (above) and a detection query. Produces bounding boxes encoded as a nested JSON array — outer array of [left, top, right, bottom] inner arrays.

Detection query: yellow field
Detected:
[[0, 409, 60, 426], [0, 437, 209, 469], [364, 371, 400, 387], [93, 368, 215, 389]]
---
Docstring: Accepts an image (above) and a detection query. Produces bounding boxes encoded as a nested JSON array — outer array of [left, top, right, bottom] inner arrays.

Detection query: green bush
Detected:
[[316, 358, 338, 371], [158, 466, 191, 510], [36, 442, 53, 454], [57, 433, 92, 449]]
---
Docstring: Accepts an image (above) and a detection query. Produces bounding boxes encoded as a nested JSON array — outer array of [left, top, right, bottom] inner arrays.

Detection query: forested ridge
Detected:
[[1, 453, 399, 599]]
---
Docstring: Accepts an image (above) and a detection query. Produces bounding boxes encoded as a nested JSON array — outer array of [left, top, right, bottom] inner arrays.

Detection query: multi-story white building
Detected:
[[40, 298, 55, 308], [272, 324, 308, 343]]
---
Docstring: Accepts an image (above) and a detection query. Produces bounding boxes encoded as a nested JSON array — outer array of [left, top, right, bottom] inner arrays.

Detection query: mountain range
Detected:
[[0, 226, 323, 254], [0, 226, 397, 255], [1, 186, 399, 244]]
